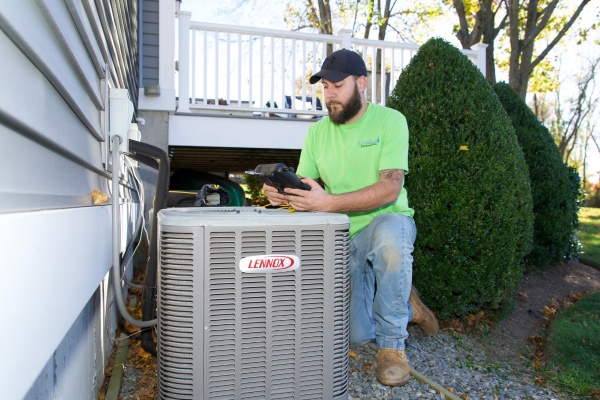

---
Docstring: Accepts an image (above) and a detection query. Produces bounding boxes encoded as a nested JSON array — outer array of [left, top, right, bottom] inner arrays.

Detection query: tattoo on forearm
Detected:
[[379, 169, 403, 182]]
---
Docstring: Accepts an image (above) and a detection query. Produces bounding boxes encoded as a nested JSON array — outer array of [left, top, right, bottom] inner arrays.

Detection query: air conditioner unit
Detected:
[[157, 207, 350, 399]]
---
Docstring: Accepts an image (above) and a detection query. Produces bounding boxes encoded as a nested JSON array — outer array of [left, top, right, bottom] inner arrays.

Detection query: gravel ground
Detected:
[[347, 325, 561, 400], [116, 325, 562, 399]]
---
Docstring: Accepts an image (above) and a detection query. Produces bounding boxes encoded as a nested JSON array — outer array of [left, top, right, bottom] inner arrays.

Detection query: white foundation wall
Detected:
[[23, 274, 119, 400], [0, 205, 138, 399]]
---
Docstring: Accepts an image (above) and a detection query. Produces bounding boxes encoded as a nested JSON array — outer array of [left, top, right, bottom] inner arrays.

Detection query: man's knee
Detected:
[[367, 215, 415, 273], [370, 215, 414, 250]]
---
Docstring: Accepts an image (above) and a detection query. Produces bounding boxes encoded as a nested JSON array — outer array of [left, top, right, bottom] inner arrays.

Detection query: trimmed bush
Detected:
[[565, 166, 583, 261], [493, 83, 581, 268], [387, 38, 534, 318]]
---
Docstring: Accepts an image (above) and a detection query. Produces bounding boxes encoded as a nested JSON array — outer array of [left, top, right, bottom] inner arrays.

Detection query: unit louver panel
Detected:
[[240, 232, 267, 398], [207, 232, 237, 399], [158, 232, 194, 400], [271, 230, 297, 254], [270, 231, 297, 398], [333, 229, 350, 396], [299, 230, 325, 399]]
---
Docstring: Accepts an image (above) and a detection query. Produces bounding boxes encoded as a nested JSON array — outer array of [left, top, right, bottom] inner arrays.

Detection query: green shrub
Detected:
[[565, 166, 584, 260], [387, 38, 534, 318], [493, 83, 582, 268], [243, 174, 268, 205]]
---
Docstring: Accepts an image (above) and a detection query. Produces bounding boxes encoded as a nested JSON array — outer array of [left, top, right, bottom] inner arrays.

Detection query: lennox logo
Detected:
[[239, 255, 300, 273]]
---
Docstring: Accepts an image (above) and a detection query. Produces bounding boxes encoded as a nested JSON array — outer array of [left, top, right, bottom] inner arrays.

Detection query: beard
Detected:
[[326, 83, 363, 125]]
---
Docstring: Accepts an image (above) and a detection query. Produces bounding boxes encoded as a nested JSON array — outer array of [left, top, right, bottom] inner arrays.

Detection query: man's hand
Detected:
[[263, 183, 287, 206], [282, 177, 331, 212], [265, 169, 403, 213]]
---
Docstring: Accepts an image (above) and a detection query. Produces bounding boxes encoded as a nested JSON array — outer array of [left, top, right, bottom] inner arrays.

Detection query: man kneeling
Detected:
[[263, 48, 439, 386]]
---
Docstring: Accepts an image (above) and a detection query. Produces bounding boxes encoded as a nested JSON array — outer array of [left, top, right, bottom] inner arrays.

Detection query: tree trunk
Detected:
[[369, 0, 392, 103], [453, 0, 506, 85], [307, 0, 334, 54], [482, 8, 498, 85], [364, 0, 374, 39]]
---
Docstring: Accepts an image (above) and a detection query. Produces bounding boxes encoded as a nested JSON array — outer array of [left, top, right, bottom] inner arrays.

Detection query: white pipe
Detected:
[[112, 135, 157, 328]]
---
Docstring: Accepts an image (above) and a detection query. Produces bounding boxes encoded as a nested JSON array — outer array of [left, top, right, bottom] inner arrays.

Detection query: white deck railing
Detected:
[[176, 11, 487, 117]]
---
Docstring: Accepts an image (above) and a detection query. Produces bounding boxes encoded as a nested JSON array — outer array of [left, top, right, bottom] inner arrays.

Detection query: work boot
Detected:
[[376, 349, 410, 386], [409, 285, 439, 336]]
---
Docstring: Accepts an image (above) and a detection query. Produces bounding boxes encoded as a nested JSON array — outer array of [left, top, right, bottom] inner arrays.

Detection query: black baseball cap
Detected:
[[309, 48, 367, 84]]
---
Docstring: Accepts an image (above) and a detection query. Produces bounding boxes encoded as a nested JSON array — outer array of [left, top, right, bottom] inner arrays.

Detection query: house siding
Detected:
[[0, 0, 139, 398], [141, 0, 159, 87]]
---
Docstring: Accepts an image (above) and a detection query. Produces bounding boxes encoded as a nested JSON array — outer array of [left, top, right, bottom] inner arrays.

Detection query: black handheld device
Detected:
[[247, 163, 311, 194]]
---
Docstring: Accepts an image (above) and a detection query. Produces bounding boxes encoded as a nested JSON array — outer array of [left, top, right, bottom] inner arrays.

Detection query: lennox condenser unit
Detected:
[[157, 207, 350, 399]]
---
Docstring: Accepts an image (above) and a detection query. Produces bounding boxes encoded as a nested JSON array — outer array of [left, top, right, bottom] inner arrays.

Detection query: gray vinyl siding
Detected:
[[0, 0, 139, 397], [96, 0, 139, 109], [141, 0, 159, 87], [0, 0, 138, 213]]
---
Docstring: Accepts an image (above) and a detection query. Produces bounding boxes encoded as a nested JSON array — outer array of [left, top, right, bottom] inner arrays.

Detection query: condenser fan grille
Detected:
[[158, 232, 194, 400]]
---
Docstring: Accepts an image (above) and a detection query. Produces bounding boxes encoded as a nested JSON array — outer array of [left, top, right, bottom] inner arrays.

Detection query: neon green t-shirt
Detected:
[[297, 103, 414, 237]]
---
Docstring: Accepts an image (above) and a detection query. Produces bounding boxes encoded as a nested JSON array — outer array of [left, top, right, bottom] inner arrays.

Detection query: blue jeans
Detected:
[[349, 213, 416, 350]]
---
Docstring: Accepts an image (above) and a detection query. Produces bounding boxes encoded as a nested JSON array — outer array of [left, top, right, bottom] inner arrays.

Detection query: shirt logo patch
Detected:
[[358, 136, 380, 148]]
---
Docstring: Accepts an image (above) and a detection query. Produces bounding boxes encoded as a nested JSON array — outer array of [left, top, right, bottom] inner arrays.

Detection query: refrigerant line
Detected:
[[112, 135, 157, 328]]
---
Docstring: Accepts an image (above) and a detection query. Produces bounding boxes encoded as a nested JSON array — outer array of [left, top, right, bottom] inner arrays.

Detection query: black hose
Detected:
[[128, 152, 159, 170], [128, 139, 169, 357]]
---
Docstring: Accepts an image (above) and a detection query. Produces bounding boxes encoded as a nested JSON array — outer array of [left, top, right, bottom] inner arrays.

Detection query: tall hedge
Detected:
[[493, 82, 581, 268], [387, 38, 534, 318]]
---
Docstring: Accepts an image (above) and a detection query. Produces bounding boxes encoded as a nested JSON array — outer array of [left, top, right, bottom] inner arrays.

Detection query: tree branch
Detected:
[[291, 25, 314, 31], [352, 0, 360, 35], [306, 0, 321, 31], [387, 24, 408, 42], [494, 10, 509, 37], [522, 0, 558, 48], [591, 134, 600, 155], [526, 0, 591, 75]]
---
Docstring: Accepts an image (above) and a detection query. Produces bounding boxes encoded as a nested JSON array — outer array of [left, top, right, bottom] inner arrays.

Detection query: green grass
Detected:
[[544, 291, 600, 396], [578, 207, 600, 268]]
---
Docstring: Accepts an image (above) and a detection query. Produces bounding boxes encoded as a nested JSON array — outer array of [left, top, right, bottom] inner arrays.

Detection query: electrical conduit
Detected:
[[112, 135, 157, 328]]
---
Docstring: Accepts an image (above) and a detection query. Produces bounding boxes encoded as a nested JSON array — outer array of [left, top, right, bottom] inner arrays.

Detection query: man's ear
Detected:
[[356, 75, 368, 93]]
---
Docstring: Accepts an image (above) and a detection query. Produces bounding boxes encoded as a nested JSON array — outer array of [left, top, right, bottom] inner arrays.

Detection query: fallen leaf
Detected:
[[519, 292, 528, 298], [527, 335, 543, 344], [543, 305, 557, 316], [91, 189, 108, 205], [123, 320, 137, 334], [348, 350, 357, 358], [459, 145, 469, 151], [535, 377, 545, 386]]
